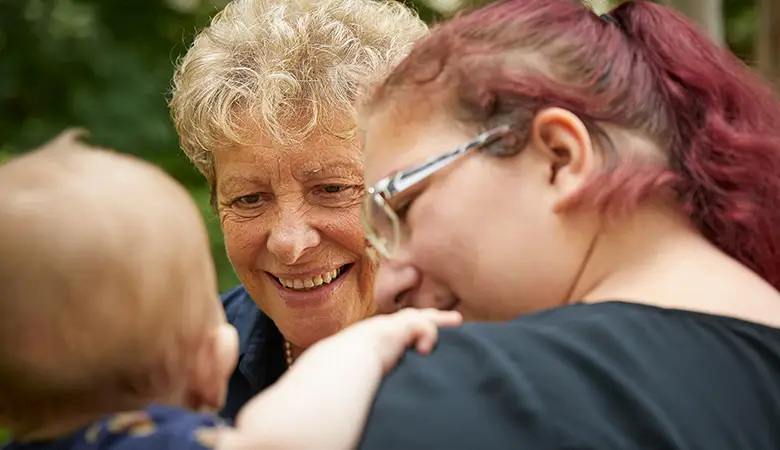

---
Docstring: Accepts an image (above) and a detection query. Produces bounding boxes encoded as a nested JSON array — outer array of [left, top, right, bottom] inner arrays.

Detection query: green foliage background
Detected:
[[0, 0, 759, 293], [0, 0, 446, 297], [0, 0, 761, 443]]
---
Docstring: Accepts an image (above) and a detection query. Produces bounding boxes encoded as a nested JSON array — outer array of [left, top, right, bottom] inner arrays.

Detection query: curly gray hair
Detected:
[[169, 0, 428, 186]]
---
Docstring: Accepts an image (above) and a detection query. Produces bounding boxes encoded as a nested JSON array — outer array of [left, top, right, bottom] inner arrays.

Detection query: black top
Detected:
[[359, 302, 780, 450]]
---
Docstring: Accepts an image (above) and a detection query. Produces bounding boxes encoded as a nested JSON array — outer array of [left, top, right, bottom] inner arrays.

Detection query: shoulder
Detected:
[[358, 314, 569, 449], [76, 406, 226, 450], [220, 285, 266, 342], [359, 302, 776, 449], [218, 284, 281, 358], [220, 285, 254, 324], [219, 285, 286, 421]]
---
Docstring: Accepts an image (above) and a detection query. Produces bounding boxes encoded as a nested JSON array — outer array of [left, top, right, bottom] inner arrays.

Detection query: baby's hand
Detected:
[[323, 308, 463, 373], [227, 309, 462, 450]]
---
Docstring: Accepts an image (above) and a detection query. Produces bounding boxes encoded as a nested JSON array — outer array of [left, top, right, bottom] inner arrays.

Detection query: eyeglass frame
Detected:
[[361, 125, 513, 260]]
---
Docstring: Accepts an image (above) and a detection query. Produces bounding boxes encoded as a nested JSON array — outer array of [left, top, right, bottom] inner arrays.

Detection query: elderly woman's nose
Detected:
[[266, 208, 321, 265], [374, 260, 420, 314]]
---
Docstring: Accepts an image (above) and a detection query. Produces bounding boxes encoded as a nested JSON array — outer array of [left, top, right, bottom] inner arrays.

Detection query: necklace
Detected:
[[284, 340, 294, 367]]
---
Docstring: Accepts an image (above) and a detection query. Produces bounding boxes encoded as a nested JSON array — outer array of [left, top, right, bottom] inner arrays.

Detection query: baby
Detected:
[[0, 131, 461, 450]]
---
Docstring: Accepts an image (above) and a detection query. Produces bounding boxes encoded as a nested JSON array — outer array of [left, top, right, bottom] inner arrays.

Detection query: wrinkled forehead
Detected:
[[214, 127, 366, 192]]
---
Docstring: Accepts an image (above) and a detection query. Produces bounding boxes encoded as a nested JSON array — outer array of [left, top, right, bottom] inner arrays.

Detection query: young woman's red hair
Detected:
[[366, 0, 780, 289]]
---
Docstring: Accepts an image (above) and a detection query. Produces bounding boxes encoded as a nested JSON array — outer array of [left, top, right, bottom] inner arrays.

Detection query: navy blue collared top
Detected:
[[219, 285, 287, 421], [5, 406, 224, 450]]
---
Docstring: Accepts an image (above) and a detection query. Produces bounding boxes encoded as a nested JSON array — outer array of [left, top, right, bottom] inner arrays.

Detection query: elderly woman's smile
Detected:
[[270, 264, 351, 292]]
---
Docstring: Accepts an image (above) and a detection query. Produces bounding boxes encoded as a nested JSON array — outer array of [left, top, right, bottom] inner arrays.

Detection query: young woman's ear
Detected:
[[528, 107, 596, 211]]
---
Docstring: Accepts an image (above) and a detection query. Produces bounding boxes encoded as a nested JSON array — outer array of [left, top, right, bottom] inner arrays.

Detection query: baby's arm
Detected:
[[219, 309, 462, 450]]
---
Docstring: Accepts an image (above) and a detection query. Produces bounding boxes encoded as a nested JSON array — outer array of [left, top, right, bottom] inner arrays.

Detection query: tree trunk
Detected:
[[663, 0, 725, 46], [757, 0, 780, 90]]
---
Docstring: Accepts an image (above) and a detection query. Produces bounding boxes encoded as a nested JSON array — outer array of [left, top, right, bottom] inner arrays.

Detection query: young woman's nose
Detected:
[[374, 258, 421, 314]]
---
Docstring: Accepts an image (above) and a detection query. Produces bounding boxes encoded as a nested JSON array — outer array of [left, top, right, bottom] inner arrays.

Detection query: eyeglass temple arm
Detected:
[[386, 147, 470, 195], [384, 125, 512, 196]]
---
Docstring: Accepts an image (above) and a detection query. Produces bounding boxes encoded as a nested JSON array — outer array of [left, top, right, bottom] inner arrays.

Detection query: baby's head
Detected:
[[0, 131, 238, 439]]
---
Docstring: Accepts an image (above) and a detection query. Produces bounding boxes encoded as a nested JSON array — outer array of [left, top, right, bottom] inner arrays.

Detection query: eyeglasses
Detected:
[[361, 125, 512, 260]]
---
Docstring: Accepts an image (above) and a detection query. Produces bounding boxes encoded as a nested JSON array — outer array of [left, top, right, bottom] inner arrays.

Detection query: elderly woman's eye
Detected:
[[322, 185, 345, 194], [318, 185, 362, 197], [232, 194, 266, 207], [313, 184, 362, 207]]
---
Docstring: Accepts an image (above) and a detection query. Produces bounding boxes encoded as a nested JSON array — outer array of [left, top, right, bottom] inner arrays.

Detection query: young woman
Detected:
[[357, 0, 780, 448]]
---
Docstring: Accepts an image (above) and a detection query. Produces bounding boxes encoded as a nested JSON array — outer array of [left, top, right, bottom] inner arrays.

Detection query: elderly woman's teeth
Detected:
[[279, 268, 341, 290]]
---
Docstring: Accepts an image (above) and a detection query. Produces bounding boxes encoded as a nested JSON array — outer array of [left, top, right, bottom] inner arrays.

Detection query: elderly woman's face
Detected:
[[215, 130, 374, 347], [362, 107, 599, 321]]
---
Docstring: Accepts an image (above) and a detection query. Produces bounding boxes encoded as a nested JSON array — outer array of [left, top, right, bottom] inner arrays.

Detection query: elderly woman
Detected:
[[169, 0, 426, 419], [356, 0, 780, 448]]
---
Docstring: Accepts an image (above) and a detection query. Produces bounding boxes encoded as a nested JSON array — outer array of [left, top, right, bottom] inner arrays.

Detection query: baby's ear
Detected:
[[187, 324, 239, 412], [214, 323, 240, 385]]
